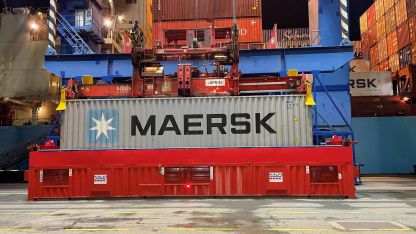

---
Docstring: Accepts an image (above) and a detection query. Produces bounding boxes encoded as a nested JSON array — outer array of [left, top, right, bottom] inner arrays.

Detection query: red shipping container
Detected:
[[385, 8, 397, 33], [385, 0, 395, 10], [376, 0, 385, 20], [396, 0, 408, 25], [379, 59, 390, 71], [397, 22, 410, 49], [153, 17, 263, 45], [371, 65, 380, 71], [368, 25, 378, 47], [378, 37, 389, 61], [409, 15, 416, 42], [27, 147, 356, 200], [377, 16, 387, 41], [387, 30, 399, 56], [153, 0, 262, 21], [360, 12, 368, 35], [370, 45, 379, 66], [367, 4, 377, 28]]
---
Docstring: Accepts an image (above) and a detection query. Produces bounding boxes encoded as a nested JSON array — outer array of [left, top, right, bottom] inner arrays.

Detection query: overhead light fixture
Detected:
[[30, 22, 39, 31], [104, 18, 112, 28]]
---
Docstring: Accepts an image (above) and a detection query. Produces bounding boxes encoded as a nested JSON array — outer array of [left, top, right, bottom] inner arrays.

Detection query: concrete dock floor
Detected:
[[0, 176, 415, 233]]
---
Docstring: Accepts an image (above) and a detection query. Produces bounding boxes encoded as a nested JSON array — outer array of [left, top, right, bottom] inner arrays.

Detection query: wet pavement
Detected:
[[0, 176, 415, 233]]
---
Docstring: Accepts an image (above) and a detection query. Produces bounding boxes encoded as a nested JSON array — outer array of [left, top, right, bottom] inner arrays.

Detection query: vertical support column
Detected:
[[340, 0, 350, 38], [48, 0, 58, 54]]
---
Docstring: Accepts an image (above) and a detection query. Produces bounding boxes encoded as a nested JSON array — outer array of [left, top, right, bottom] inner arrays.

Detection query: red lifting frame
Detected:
[[28, 146, 355, 200]]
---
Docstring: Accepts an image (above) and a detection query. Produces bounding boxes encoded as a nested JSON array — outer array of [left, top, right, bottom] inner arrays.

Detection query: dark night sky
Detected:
[[3, 0, 374, 41]]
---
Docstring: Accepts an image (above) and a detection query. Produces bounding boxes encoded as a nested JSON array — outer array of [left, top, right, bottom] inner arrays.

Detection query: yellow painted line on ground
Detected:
[[164, 227, 238, 231], [64, 228, 130, 231], [266, 228, 334, 231]]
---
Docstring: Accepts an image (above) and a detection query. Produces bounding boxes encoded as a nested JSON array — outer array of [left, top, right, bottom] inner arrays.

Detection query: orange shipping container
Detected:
[[385, 0, 395, 10], [379, 59, 390, 71], [371, 65, 380, 71], [378, 37, 389, 61], [389, 53, 400, 72], [215, 18, 262, 42], [368, 26, 378, 46], [376, 0, 385, 20], [367, 4, 377, 28], [377, 16, 387, 41], [412, 43, 416, 64], [385, 8, 397, 33], [360, 12, 368, 34], [397, 22, 410, 49], [387, 30, 399, 56], [395, 0, 408, 25], [362, 32, 371, 55], [409, 15, 416, 42], [370, 45, 379, 66]]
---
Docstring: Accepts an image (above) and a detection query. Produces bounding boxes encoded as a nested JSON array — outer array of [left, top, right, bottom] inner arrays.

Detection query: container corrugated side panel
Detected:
[[389, 53, 400, 72], [376, 0, 385, 20], [379, 59, 390, 71], [385, 8, 397, 33], [61, 96, 312, 150], [396, 0, 408, 25], [385, 0, 395, 11], [387, 30, 398, 56], [360, 12, 368, 35], [408, 0, 416, 17], [368, 25, 378, 47], [399, 45, 412, 68], [409, 15, 416, 42], [370, 45, 379, 66], [378, 37, 389, 61], [412, 43, 416, 63], [397, 22, 410, 49], [377, 16, 386, 41], [367, 4, 377, 28]]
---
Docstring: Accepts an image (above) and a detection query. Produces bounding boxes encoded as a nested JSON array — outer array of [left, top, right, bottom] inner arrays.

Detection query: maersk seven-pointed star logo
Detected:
[[86, 110, 119, 144], [89, 113, 116, 139]]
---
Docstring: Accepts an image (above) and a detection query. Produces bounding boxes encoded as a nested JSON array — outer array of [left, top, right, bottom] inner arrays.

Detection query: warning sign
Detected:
[[269, 172, 283, 183], [94, 174, 108, 185]]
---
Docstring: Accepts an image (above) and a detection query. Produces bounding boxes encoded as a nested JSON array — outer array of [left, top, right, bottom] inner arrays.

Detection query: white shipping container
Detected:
[[61, 95, 313, 150], [350, 72, 393, 97]]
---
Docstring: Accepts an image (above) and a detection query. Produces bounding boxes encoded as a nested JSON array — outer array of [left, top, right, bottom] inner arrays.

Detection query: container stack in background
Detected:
[[360, 0, 416, 72], [152, 0, 262, 47], [352, 0, 416, 117]]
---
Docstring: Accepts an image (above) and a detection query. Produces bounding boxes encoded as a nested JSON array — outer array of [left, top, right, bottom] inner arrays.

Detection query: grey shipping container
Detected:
[[61, 95, 313, 150]]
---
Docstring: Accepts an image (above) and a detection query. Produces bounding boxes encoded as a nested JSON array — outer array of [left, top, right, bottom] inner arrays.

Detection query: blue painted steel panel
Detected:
[[319, 0, 343, 46], [315, 90, 351, 126], [48, 60, 109, 78], [353, 117, 416, 174]]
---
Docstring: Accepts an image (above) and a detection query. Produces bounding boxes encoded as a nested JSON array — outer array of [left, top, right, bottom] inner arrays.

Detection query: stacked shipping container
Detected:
[[360, 0, 416, 72], [152, 0, 262, 47]]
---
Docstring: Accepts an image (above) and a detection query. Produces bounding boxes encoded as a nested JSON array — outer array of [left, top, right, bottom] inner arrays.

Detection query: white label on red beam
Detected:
[[94, 175, 108, 185], [206, 79, 225, 87]]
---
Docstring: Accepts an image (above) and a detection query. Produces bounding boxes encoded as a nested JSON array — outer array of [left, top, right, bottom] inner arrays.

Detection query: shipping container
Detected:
[[360, 12, 368, 35], [379, 59, 390, 71], [152, 17, 263, 45], [377, 16, 387, 41], [395, 0, 408, 25], [350, 72, 393, 96], [387, 30, 399, 55], [378, 37, 389, 61], [153, 0, 261, 21], [385, 8, 397, 33], [368, 4, 377, 28], [376, 0, 385, 20], [362, 32, 371, 55], [351, 96, 411, 117], [412, 43, 416, 63], [368, 26, 378, 47], [371, 65, 380, 71], [61, 95, 313, 150], [389, 53, 400, 71], [399, 45, 413, 68], [397, 22, 410, 49], [409, 15, 416, 42], [407, 0, 416, 17], [370, 45, 379, 66], [384, 0, 395, 11]]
